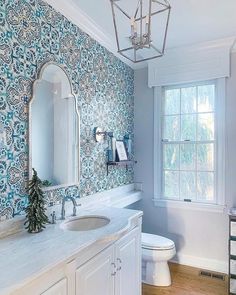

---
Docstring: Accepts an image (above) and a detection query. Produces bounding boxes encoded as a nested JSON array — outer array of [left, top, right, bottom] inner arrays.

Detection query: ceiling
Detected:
[[72, 0, 236, 50]]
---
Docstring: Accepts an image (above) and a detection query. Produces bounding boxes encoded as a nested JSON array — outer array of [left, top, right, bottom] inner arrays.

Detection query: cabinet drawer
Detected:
[[231, 279, 236, 293], [231, 260, 236, 275], [231, 241, 236, 256], [231, 222, 236, 237]]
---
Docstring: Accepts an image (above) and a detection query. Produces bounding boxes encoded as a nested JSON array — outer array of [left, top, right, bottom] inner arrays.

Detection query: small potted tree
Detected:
[[24, 168, 48, 233]]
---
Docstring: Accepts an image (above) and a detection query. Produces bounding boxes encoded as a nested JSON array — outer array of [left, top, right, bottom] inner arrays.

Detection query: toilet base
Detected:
[[143, 261, 171, 287]]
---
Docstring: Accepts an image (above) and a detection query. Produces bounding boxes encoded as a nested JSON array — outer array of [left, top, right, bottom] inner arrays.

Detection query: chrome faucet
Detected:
[[61, 195, 79, 220]]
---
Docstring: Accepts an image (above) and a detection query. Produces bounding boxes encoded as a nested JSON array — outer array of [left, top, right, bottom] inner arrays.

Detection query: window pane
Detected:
[[164, 89, 180, 115], [181, 114, 197, 141], [162, 83, 216, 204], [198, 85, 215, 113], [181, 87, 197, 114], [180, 144, 196, 170], [197, 172, 214, 201], [164, 171, 179, 199], [180, 171, 196, 199], [197, 143, 214, 171], [163, 144, 179, 170], [163, 116, 180, 141], [198, 113, 214, 141]]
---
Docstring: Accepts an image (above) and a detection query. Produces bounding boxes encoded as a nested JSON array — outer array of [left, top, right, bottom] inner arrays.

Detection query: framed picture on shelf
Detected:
[[116, 140, 128, 161]]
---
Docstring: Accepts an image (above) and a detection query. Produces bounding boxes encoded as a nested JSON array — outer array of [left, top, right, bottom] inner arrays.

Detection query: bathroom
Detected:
[[0, 0, 235, 294]]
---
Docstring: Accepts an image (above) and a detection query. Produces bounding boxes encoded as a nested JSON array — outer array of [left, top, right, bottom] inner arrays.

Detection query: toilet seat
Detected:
[[142, 233, 175, 250]]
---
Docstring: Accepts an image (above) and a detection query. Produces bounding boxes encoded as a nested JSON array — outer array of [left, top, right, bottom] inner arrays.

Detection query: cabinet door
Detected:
[[41, 278, 67, 295], [76, 246, 115, 295], [115, 227, 141, 295]]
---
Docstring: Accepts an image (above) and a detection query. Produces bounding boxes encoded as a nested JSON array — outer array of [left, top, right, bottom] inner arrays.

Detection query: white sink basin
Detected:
[[61, 216, 110, 231]]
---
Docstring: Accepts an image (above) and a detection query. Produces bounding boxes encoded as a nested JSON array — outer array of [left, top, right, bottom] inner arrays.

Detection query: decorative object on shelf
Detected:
[[107, 134, 113, 162], [110, 0, 171, 63], [123, 134, 132, 158], [94, 127, 113, 143], [116, 140, 128, 161], [24, 168, 49, 233], [111, 137, 117, 162], [94, 130, 135, 175]]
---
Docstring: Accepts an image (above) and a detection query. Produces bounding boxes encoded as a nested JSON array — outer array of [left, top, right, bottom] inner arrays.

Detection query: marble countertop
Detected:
[[0, 206, 142, 295]]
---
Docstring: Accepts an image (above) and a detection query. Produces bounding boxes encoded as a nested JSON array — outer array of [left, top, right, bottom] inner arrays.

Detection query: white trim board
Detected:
[[44, 0, 146, 70], [153, 199, 226, 213], [171, 253, 228, 274]]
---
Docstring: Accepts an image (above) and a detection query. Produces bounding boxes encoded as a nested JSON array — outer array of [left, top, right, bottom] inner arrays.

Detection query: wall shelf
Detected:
[[106, 161, 134, 176]]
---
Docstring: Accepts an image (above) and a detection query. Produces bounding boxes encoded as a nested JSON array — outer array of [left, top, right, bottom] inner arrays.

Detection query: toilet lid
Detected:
[[142, 233, 175, 250]]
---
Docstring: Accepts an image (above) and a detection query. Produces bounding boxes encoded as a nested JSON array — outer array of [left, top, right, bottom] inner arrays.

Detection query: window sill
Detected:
[[153, 199, 226, 213]]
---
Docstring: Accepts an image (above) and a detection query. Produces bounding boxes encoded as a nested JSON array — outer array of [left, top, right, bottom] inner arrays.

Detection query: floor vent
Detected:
[[199, 270, 225, 281]]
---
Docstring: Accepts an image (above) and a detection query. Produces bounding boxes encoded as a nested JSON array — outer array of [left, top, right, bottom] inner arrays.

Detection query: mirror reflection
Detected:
[[30, 63, 80, 188]]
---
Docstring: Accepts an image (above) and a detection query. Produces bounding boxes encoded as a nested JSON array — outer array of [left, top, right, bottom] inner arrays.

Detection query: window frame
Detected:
[[153, 79, 226, 212]]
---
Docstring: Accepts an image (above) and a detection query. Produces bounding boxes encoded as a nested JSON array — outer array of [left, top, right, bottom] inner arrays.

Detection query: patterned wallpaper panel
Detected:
[[0, 0, 134, 220]]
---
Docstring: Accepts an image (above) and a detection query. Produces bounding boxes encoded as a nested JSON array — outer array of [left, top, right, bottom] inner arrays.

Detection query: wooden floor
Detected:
[[142, 263, 228, 295]]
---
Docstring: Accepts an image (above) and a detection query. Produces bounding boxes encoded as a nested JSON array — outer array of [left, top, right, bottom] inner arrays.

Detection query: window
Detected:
[[154, 79, 225, 209]]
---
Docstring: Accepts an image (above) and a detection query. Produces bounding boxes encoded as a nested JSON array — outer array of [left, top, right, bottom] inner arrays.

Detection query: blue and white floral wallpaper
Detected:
[[0, 0, 134, 220]]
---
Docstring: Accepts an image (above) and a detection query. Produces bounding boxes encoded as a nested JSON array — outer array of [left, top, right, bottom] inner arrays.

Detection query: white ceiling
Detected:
[[72, 0, 236, 50]]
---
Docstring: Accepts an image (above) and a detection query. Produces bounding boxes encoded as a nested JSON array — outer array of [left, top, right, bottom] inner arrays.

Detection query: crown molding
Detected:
[[45, 0, 147, 70]]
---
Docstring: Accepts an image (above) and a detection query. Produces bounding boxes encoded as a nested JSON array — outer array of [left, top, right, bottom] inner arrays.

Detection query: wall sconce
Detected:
[[94, 127, 113, 143]]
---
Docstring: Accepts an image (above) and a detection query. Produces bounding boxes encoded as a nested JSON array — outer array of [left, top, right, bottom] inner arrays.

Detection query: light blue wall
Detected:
[[0, 0, 134, 219], [133, 66, 234, 273]]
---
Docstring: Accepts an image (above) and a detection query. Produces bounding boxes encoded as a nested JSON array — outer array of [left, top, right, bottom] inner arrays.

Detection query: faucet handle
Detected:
[[71, 198, 81, 217], [50, 211, 56, 224], [72, 196, 81, 207]]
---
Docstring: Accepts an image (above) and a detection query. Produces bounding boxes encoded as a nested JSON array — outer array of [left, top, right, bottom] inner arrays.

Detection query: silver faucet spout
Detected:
[[70, 196, 77, 216], [61, 196, 79, 220]]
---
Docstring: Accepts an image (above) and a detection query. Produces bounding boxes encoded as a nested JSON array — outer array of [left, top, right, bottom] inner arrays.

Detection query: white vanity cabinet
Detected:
[[7, 216, 142, 295], [75, 227, 141, 295]]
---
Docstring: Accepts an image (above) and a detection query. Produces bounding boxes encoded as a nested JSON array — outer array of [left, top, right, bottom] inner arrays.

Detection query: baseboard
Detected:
[[171, 254, 228, 274]]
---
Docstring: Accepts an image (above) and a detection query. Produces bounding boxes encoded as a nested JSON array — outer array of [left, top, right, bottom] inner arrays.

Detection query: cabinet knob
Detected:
[[111, 263, 116, 276], [117, 258, 122, 271]]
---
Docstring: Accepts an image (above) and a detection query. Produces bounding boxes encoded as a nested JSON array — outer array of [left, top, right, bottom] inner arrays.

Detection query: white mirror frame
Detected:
[[28, 61, 80, 191]]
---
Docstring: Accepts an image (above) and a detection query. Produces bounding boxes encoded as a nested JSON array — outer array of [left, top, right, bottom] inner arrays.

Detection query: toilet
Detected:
[[142, 233, 176, 287]]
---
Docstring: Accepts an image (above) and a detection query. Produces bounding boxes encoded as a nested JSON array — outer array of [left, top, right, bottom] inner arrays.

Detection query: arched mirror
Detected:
[[29, 62, 80, 189]]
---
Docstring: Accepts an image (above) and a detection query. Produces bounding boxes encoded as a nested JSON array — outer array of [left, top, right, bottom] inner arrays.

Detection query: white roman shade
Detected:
[[148, 37, 235, 87]]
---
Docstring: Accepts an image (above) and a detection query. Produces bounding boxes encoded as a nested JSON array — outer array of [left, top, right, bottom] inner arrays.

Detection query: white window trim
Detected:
[[153, 79, 226, 213]]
